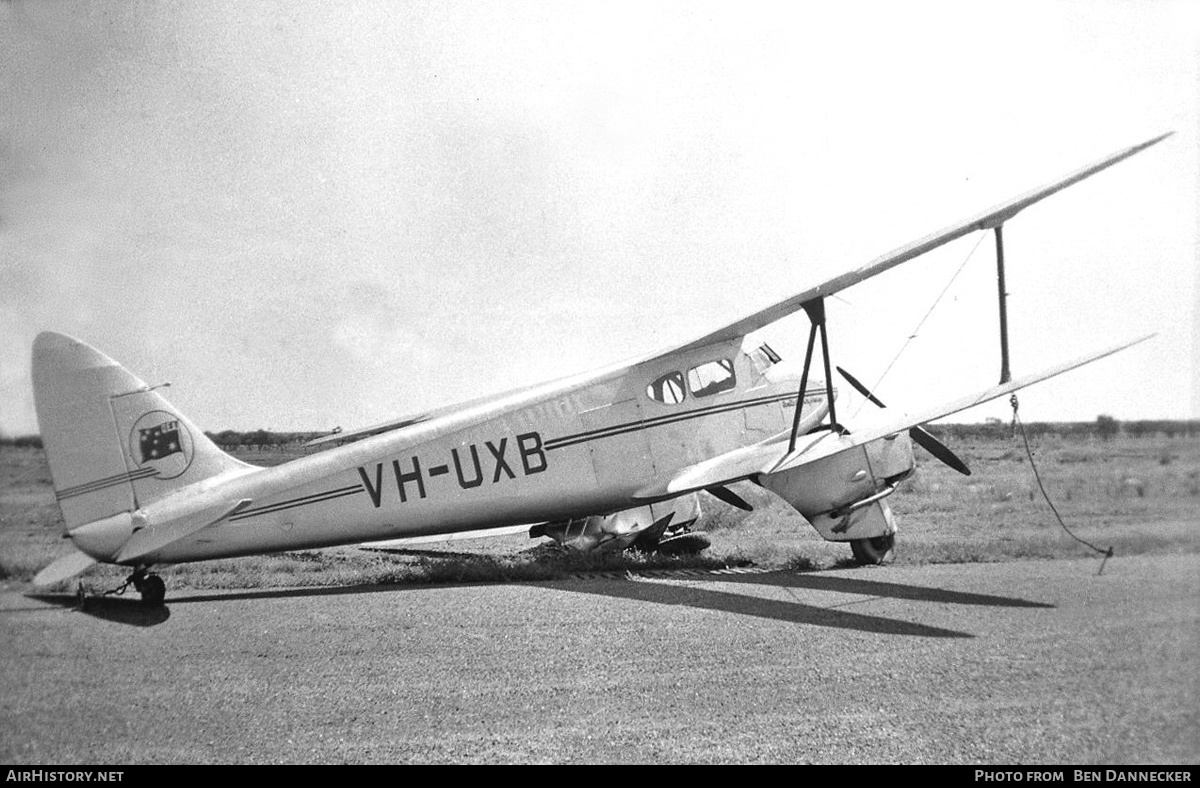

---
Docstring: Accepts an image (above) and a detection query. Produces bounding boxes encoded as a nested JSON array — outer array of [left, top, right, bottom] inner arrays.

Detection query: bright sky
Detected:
[[2, 1, 1197, 437]]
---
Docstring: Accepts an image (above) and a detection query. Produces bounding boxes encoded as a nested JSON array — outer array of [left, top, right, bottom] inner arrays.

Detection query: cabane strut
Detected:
[[787, 297, 840, 453]]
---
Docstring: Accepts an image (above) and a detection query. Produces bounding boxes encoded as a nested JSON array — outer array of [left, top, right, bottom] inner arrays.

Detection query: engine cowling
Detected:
[[758, 431, 914, 542]]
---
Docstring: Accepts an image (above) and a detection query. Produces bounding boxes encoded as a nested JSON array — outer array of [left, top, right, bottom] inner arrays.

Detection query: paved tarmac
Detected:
[[1, 553, 1196, 764]]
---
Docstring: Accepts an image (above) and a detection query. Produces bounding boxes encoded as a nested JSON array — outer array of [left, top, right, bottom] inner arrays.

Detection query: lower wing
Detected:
[[635, 334, 1154, 497]]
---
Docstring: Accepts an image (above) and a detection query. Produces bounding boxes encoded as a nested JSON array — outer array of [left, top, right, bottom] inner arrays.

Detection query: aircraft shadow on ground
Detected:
[[25, 582, 415, 621], [26, 593, 170, 627], [715, 570, 1056, 609], [168, 582, 414, 605], [551, 574, 976, 638], [364, 546, 501, 561], [99, 566, 1050, 638], [157, 575, 976, 637]]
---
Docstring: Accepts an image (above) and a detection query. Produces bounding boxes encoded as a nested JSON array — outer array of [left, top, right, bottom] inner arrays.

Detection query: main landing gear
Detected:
[[849, 534, 895, 565]]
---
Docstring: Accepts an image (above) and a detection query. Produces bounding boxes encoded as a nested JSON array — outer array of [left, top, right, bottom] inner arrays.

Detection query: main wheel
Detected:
[[139, 574, 166, 606], [656, 531, 711, 556], [850, 534, 895, 565]]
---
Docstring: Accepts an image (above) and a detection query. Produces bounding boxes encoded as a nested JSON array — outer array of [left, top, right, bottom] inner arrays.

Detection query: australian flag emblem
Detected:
[[140, 421, 182, 462]]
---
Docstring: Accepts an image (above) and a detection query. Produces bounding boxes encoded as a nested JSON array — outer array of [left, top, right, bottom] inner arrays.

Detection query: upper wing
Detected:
[[313, 134, 1170, 450], [306, 413, 430, 447], [669, 133, 1172, 356], [306, 382, 553, 447], [307, 357, 638, 448]]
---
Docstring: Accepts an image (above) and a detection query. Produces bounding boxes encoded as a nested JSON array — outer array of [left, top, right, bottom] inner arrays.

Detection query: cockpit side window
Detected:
[[747, 342, 782, 375], [687, 358, 737, 397], [646, 371, 687, 405]]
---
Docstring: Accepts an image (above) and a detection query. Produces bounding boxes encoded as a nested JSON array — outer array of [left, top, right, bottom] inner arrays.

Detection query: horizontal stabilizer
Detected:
[[771, 334, 1155, 474], [33, 549, 98, 587], [115, 498, 252, 563]]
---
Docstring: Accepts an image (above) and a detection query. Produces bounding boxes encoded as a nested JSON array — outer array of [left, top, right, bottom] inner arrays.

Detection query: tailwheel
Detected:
[[850, 534, 895, 565], [130, 569, 167, 606]]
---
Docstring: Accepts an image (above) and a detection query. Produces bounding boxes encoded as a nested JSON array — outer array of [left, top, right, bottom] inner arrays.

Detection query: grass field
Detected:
[[2, 429, 1198, 595]]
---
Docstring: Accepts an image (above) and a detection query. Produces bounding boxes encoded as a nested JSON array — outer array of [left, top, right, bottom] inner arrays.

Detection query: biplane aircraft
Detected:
[[31, 134, 1169, 604]]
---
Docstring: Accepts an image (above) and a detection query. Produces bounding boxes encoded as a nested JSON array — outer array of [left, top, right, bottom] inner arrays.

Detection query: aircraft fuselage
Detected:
[[138, 337, 818, 565]]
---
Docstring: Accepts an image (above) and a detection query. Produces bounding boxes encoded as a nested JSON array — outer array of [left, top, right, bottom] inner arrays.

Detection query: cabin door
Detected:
[[579, 398, 656, 490]]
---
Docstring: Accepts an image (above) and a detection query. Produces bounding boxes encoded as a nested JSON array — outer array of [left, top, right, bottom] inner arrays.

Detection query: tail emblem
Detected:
[[130, 410, 194, 479]]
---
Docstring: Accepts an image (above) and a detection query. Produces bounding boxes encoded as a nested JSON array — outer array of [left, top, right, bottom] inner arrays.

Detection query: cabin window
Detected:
[[687, 358, 737, 397], [646, 371, 686, 405]]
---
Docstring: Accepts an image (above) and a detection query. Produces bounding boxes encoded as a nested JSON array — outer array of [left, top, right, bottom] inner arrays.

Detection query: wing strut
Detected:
[[995, 225, 1012, 384], [787, 298, 840, 453]]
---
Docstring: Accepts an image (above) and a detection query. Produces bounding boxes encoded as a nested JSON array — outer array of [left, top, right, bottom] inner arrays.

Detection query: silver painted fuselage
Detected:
[[140, 337, 818, 565]]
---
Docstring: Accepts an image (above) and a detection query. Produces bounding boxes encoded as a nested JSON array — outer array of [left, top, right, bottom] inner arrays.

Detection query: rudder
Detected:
[[32, 332, 256, 532]]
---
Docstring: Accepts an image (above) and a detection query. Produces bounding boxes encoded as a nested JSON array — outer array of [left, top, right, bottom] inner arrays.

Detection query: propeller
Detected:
[[705, 484, 753, 511], [836, 366, 972, 476]]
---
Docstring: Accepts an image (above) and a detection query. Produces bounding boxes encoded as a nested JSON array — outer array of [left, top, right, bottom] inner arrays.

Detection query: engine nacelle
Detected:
[[530, 494, 702, 553], [759, 431, 914, 541]]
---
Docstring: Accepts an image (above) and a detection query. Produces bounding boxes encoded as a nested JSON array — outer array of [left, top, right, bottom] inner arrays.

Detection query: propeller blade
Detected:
[[705, 485, 754, 511], [910, 426, 972, 476], [838, 365, 971, 476], [836, 366, 886, 408]]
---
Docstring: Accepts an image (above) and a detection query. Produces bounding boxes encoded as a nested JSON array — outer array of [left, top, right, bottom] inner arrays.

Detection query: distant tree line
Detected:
[[1, 434, 44, 449], [204, 430, 328, 451], [3, 419, 1198, 451], [0, 430, 324, 451], [930, 417, 1200, 442]]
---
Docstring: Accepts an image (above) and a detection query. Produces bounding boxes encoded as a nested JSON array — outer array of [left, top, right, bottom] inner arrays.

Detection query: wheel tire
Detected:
[[656, 532, 711, 556], [850, 534, 895, 565], [140, 574, 166, 606]]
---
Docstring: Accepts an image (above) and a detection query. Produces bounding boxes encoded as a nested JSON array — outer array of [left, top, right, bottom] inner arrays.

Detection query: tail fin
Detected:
[[32, 332, 256, 532]]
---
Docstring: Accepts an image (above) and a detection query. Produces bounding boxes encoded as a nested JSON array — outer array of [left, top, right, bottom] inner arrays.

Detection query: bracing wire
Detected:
[[852, 231, 990, 417]]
